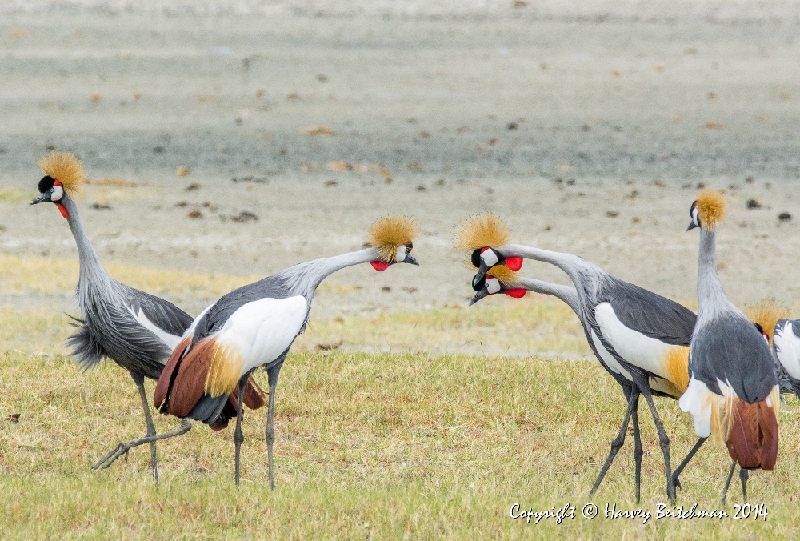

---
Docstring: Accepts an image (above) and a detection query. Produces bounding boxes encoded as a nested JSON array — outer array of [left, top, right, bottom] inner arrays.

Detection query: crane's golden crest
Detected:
[[454, 213, 510, 252], [744, 300, 788, 345], [487, 265, 520, 286], [37, 151, 87, 195], [368, 214, 418, 262], [696, 190, 726, 230]]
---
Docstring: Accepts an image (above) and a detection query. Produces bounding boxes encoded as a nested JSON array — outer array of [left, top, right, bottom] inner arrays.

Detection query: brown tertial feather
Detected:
[[725, 391, 779, 470], [368, 214, 418, 262], [37, 151, 87, 195], [454, 213, 510, 253], [696, 190, 726, 231], [154, 336, 190, 409], [165, 339, 218, 417], [744, 300, 789, 345], [486, 265, 520, 287], [242, 377, 267, 410]]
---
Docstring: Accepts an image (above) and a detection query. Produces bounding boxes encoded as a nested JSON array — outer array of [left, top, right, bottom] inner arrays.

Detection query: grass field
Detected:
[[2, 260, 800, 539]]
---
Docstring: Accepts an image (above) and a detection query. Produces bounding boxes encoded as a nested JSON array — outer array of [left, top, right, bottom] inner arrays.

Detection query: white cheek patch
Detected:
[[51, 185, 63, 201], [480, 249, 499, 267], [692, 207, 699, 227], [396, 245, 407, 262], [486, 278, 501, 294]]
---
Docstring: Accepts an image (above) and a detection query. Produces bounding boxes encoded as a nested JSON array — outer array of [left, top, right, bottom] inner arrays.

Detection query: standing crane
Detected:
[[146, 214, 419, 488], [457, 214, 696, 501], [680, 191, 779, 502], [768, 310, 800, 399], [30, 152, 265, 480]]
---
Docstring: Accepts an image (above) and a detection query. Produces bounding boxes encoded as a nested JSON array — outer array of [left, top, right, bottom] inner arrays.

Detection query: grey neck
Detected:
[[696, 227, 732, 325], [279, 248, 380, 300], [516, 277, 580, 315], [61, 195, 113, 306], [499, 244, 597, 278]]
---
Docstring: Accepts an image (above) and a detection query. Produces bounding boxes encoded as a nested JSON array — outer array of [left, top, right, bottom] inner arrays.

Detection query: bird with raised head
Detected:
[[30, 151, 265, 480], [149, 214, 419, 488], [680, 191, 779, 502], [457, 213, 696, 502]]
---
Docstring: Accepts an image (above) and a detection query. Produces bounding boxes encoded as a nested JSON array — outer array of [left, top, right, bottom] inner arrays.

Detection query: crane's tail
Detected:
[[154, 336, 265, 426], [725, 388, 779, 470]]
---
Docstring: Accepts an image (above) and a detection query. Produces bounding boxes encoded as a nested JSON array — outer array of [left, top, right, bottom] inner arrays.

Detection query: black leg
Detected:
[[633, 372, 674, 502], [131, 372, 159, 482], [591, 385, 639, 498], [630, 393, 643, 504], [740, 467, 749, 501], [265, 364, 282, 490], [720, 462, 736, 504], [94, 418, 192, 470], [234, 376, 248, 486], [672, 437, 707, 492]]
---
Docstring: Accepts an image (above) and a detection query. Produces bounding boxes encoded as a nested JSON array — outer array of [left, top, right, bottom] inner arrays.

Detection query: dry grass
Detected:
[[2, 259, 800, 538], [0, 345, 799, 539]]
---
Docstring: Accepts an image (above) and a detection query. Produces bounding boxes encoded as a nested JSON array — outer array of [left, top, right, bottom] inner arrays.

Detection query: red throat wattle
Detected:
[[370, 261, 391, 272], [504, 289, 526, 298], [505, 257, 523, 271], [57, 203, 69, 218]]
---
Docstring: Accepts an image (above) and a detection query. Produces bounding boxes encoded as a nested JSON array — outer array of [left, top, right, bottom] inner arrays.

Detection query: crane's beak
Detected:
[[473, 263, 489, 288], [30, 193, 49, 205], [404, 254, 419, 266], [469, 288, 488, 306], [686, 222, 697, 231]]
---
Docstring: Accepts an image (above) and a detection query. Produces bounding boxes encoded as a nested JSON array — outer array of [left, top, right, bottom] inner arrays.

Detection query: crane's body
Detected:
[[772, 319, 800, 398], [679, 191, 779, 501], [30, 153, 264, 479], [151, 215, 419, 487], [459, 214, 694, 501]]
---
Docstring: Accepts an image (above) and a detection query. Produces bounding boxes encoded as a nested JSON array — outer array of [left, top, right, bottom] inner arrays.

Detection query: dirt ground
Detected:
[[2, 1, 800, 320]]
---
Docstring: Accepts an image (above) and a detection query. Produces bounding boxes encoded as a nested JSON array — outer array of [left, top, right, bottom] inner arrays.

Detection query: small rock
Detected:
[[779, 212, 792, 222], [381, 286, 391, 292], [188, 210, 203, 219], [91, 202, 111, 210], [507, 122, 518, 130], [745, 176, 755, 183], [746, 198, 762, 210], [324, 180, 338, 187], [416, 185, 426, 191], [186, 183, 202, 191], [153, 146, 165, 153], [606, 210, 619, 218], [231, 211, 258, 223], [6, 413, 20, 423]]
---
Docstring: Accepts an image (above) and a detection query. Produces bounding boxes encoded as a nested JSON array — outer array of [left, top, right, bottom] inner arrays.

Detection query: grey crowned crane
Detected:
[[680, 191, 779, 502], [150, 214, 419, 488], [468, 265, 651, 498], [457, 214, 696, 502], [769, 311, 800, 399], [30, 152, 265, 480]]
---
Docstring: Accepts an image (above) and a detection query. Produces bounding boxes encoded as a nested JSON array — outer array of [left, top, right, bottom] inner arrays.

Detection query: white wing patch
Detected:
[[774, 321, 800, 380], [215, 296, 308, 374], [678, 377, 713, 437], [590, 329, 632, 380], [128, 307, 183, 350], [594, 303, 674, 382]]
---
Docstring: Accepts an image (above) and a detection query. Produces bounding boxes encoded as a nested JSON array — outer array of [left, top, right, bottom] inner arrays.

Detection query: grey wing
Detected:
[[192, 274, 291, 344], [122, 285, 194, 339], [601, 279, 696, 346], [692, 315, 777, 402]]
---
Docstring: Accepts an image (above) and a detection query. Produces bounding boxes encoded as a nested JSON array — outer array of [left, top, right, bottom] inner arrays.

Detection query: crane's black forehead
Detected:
[[38, 176, 55, 193]]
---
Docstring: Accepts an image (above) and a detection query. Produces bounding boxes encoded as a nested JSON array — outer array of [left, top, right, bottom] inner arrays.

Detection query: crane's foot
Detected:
[[91, 419, 192, 471]]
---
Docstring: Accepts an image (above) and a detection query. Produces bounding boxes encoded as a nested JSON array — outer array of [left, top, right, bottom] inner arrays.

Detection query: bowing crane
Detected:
[[150, 214, 419, 487], [457, 214, 696, 502], [470, 265, 646, 500], [680, 191, 779, 502], [30, 152, 265, 480]]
